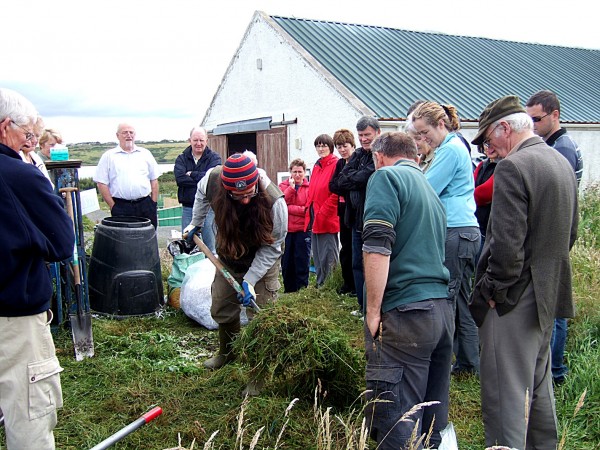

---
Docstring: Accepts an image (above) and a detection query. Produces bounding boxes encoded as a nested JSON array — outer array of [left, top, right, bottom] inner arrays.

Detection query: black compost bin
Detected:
[[88, 216, 164, 317]]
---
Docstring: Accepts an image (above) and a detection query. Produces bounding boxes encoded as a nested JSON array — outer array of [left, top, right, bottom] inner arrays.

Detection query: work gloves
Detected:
[[183, 224, 202, 245], [238, 281, 256, 307]]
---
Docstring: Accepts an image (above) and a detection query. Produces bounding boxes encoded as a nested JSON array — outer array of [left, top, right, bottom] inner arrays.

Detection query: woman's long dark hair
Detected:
[[212, 185, 275, 259]]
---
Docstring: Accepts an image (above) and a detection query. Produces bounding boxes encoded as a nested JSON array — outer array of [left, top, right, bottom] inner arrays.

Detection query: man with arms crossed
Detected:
[[470, 96, 578, 449], [175, 126, 221, 252], [363, 132, 452, 449], [334, 116, 380, 312]]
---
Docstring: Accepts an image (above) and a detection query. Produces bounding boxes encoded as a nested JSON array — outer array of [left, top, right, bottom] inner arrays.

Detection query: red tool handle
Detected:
[[142, 406, 163, 423]]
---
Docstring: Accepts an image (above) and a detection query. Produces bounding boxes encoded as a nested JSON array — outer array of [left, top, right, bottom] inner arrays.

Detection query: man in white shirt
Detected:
[[94, 123, 160, 227]]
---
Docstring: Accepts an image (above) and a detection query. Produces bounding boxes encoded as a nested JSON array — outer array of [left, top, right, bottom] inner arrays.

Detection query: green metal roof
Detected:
[[271, 15, 600, 123]]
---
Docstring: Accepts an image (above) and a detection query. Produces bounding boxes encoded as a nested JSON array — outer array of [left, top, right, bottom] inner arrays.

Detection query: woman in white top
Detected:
[[20, 119, 53, 187]]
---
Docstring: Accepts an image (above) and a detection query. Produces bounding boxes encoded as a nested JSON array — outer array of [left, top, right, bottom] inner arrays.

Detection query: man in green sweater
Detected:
[[363, 132, 452, 449]]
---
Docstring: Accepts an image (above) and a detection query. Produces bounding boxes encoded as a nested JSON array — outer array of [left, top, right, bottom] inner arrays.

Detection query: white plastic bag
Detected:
[[437, 422, 458, 450], [180, 259, 218, 330], [179, 258, 249, 330]]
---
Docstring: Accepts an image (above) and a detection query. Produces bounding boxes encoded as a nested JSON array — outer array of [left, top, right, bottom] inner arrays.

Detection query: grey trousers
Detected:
[[479, 282, 558, 449], [364, 298, 454, 449], [445, 226, 480, 373], [311, 232, 339, 286]]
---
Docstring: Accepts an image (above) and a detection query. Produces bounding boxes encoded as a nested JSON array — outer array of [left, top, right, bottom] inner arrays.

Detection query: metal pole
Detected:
[[89, 406, 162, 450]]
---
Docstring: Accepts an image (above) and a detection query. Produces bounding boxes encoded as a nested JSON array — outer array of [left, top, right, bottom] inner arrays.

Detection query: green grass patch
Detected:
[[2, 187, 600, 449], [68, 141, 188, 166]]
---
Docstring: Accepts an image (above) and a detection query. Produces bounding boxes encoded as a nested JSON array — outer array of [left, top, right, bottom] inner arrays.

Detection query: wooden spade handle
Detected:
[[191, 234, 260, 312]]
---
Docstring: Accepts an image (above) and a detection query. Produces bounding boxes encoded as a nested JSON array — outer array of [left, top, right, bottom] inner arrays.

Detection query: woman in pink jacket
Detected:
[[279, 159, 311, 292], [305, 134, 340, 286]]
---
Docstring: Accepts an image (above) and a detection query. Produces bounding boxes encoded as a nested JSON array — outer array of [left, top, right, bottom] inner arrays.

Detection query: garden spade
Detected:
[[189, 233, 261, 312], [60, 187, 94, 360]]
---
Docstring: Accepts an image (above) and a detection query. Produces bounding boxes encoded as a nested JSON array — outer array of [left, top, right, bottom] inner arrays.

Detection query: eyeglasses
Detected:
[[11, 121, 35, 141], [530, 112, 552, 123], [482, 124, 501, 149], [315, 144, 330, 148], [228, 186, 258, 201]]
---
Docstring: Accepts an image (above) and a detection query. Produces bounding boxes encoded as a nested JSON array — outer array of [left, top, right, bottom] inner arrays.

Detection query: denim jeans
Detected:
[[445, 226, 481, 374], [550, 318, 568, 381], [351, 226, 365, 308], [182, 206, 216, 254], [282, 231, 311, 292], [364, 298, 454, 449]]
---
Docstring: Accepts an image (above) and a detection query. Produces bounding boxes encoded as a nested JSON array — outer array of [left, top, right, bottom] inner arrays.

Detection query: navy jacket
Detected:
[[174, 146, 221, 207], [0, 143, 74, 317]]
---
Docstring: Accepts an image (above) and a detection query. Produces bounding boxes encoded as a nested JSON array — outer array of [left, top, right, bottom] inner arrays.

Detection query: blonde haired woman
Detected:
[[37, 128, 63, 162], [411, 101, 481, 375]]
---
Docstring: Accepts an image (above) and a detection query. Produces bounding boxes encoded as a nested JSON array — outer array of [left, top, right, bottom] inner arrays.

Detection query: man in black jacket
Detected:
[[331, 116, 379, 310], [174, 126, 221, 253], [0, 88, 75, 449]]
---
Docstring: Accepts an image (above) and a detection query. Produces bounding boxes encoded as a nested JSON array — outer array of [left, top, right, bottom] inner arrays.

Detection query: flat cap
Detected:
[[472, 95, 526, 145]]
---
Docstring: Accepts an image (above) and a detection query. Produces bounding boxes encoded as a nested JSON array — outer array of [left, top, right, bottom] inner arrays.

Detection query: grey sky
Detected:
[[3, 0, 597, 143]]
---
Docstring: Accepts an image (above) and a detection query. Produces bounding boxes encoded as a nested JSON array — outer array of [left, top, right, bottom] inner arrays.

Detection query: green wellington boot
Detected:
[[203, 322, 240, 370]]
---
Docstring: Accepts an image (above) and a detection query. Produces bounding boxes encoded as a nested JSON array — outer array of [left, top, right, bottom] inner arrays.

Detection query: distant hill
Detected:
[[68, 140, 188, 165]]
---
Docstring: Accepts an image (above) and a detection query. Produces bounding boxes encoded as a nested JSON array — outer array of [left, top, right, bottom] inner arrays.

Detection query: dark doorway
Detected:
[[207, 127, 288, 183], [227, 133, 256, 157]]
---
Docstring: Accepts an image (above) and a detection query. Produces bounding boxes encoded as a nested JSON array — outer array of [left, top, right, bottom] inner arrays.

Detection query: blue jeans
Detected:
[[445, 226, 481, 374], [550, 318, 568, 381], [182, 206, 216, 254], [364, 298, 454, 449], [282, 232, 311, 292], [351, 226, 365, 308]]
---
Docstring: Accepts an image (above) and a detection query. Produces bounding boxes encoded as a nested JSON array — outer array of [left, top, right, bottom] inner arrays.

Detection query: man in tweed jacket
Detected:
[[469, 96, 578, 450]]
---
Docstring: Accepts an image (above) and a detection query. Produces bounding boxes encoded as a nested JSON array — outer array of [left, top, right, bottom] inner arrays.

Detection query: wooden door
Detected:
[[207, 134, 227, 164], [256, 127, 288, 183]]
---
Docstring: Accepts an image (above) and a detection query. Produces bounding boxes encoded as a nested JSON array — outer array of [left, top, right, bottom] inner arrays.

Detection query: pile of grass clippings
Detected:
[[235, 297, 364, 406]]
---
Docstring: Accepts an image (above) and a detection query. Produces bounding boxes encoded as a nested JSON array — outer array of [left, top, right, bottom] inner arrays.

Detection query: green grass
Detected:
[[68, 141, 188, 166], [2, 187, 600, 449]]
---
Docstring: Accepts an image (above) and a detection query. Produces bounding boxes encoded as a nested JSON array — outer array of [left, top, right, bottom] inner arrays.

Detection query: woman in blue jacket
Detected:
[[411, 101, 482, 376]]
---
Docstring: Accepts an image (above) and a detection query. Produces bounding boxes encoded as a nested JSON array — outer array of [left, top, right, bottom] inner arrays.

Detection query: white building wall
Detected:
[[203, 15, 366, 171], [564, 126, 600, 189]]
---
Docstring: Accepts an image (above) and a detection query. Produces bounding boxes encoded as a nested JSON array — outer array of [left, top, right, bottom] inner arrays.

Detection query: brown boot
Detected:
[[203, 322, 240, 370]]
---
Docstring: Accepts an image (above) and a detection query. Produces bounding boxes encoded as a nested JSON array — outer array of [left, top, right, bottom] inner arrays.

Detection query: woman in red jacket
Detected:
[[279, 159, 311, 292], [305, 134, 340, 286]]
